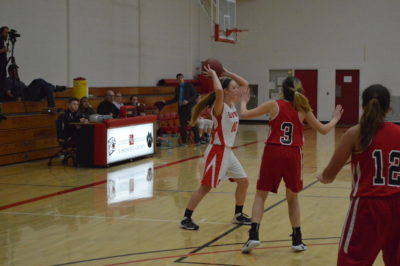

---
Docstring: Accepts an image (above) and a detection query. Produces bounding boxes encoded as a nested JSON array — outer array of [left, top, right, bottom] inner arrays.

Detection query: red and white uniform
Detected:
[[338, 122, 400, 266], [201, 103, 247, 188], [257, 100, 304, 193]]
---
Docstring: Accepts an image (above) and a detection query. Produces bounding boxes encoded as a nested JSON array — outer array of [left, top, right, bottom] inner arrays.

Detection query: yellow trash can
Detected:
[[73, 77, 88, 99]]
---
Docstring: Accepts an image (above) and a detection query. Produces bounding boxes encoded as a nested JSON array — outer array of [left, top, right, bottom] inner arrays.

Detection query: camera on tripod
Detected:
[[8, 29, 21, 43]]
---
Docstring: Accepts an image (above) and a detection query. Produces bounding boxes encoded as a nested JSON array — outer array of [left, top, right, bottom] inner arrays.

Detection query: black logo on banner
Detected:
[[108, 137, 116, 156], [146, 132, 153, 148]]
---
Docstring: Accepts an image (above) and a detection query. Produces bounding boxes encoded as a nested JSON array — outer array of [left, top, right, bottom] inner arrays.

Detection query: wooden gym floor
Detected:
[[0, 124, 385, 266]]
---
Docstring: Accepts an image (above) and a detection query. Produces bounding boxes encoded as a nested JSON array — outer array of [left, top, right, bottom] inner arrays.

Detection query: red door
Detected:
[[294, 70, 318, 117], [335, 70, 360, 125]]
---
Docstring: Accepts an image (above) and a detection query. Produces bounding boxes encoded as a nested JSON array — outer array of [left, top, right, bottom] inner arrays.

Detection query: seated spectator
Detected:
[[195, 95, 213, 143], [4, 64, 66, 110], [113, 92, 124, 110], [97, 90, 120, 118], [127, 96, 146, 115], [62, 98, 87, 141], [77, 96, 95, 119], [127, 96, 145, 107]]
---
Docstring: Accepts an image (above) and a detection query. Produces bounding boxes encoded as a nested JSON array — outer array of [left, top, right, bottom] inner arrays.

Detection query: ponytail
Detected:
[[359, 98, 385, 150], [293, 91, 312, 113], [190, 92, 216, 126], [358, 84, 391, 150], [282, 76, 312, 113]]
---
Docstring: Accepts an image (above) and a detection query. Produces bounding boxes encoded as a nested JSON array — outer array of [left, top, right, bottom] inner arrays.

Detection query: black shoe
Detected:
[[232, 213, 251, 225], [291, 233, 307, 251], [180, 217, 199, 230], [55, 85, 67, 92]]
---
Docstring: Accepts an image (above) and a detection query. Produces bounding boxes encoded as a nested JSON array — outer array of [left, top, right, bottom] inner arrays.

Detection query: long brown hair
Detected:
[[282, 76, 312, 113], [359, 84, 390, 150], [190, 92, 216, 126], [190, 78, 232, 126]]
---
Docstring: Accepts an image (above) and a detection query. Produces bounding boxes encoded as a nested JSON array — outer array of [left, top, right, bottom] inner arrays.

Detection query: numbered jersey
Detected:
[[210, 102, 239, 147], [266, 100, 304, 147], [351, 122, 400, 198]]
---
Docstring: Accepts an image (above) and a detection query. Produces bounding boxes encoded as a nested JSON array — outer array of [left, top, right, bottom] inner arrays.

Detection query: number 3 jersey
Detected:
[[351, 122, 400, 198], [266, 100, 304, 147], [211, 102, 239, 147]]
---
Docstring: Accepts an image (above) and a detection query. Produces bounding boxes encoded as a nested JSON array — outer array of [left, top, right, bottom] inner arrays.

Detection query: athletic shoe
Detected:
[[291, 233, 307, 251], [180, 217, 199, 230], [232, 213, 251, 225], [241, 239, 261, 253]]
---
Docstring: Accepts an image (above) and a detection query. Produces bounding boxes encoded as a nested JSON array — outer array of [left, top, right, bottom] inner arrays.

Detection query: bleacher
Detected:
[[0, 86, 178, 166]]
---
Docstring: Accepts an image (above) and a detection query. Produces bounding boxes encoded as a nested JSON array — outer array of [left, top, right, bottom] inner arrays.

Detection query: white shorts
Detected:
[[197, 118, 213, 131], [201, 144, 248, 188]]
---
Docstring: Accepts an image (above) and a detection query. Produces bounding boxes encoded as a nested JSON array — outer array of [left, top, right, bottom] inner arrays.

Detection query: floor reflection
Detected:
[[107, 161, 154, 205]]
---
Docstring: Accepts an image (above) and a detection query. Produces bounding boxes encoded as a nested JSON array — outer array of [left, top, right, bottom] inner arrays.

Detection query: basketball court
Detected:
[[0, 125, 385, 265], [1, 0, 399, 265]]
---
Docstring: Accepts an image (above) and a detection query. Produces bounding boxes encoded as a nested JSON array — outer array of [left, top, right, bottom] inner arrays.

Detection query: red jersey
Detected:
[[266, 100, 304, 147], [351, 122, 400, 198]]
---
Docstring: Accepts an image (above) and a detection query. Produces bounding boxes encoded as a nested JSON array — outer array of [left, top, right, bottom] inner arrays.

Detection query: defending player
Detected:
[[180, 65, 251, 230], [317, 84, 400, 266], [240, 76, 343, 252]]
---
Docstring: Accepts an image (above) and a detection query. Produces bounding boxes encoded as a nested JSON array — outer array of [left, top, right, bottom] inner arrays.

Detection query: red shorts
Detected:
[[257, 144, 303, 193], [338, 196, 400, 266]]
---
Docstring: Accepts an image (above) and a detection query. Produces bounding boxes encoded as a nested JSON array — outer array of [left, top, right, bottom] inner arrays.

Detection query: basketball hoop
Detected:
[[225, 28, 248, 37]]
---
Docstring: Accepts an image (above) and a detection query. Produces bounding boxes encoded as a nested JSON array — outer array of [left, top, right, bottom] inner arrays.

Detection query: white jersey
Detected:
[[210, 102, 239, 147]]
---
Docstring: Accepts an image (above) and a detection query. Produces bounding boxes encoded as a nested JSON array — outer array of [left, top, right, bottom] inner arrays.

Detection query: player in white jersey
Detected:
[[180, 65, 251, 230]]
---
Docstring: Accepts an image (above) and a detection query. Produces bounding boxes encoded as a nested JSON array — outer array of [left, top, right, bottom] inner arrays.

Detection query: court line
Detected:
[[175, 179, 319, 263], [0, 140, 263, 211], [0, 211, 233, 225], [104, 242, 338, 266], [53, 236, 339, 266]]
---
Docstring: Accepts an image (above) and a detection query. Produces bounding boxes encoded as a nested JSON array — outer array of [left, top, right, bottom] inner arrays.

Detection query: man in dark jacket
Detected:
[[0, 26, 9, 100], [62, 98, 87, 141], [97, 90, 120, 118], [164, 73, 200, 145]]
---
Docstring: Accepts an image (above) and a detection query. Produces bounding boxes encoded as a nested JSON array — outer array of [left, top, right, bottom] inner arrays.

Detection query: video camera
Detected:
[[8, 29, 21, 43]]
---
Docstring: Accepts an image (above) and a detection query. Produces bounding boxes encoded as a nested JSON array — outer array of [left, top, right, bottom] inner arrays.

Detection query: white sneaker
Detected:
[[292, 243, 307, 252], [241, 239, 260, 253]]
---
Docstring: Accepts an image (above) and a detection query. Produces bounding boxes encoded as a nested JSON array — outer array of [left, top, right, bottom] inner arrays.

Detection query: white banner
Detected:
[[107, 161, 154, 204], [106, 123, 154, 164]]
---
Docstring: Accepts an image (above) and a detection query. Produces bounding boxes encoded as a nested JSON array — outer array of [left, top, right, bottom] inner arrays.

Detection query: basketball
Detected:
[[202, 58, 224, 76]]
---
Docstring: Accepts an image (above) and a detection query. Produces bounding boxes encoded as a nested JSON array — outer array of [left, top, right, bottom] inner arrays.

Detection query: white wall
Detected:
[[204, 0, 400, 121], [1, 0, 207, 87], [1, 0, 68, 85]]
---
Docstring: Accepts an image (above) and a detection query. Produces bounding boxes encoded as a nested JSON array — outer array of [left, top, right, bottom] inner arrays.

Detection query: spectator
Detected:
[[97, 90, 119, 118], [164, 73, 200, 146], [127, 96, 145, 108], [127, 95, 146, 116], [62, 98, 87, 141], [196, 102, 213, 144], [4, 64, 66, 110], [0, 26, 9, 100], [77, 96, 95, 119], [113, 92, 124, 109]]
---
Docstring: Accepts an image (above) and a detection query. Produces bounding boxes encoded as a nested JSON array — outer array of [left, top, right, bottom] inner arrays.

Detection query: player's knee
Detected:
[[286, 192, 298, 204], [256, 190, 268, 200], [237, 178, 249, 187]]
